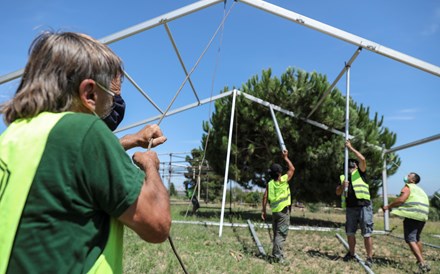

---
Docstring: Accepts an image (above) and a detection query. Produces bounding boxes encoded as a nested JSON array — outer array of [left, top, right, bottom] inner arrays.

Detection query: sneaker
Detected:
[[278, 258, 290, 266], [365, 257, 373, 268], [417, 262, 431, 273], [343, 252, 355, 262]]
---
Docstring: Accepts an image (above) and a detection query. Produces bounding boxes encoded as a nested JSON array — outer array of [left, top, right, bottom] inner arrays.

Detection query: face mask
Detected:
[[403, 176, 409, 183], [102, 94, 126, 131]]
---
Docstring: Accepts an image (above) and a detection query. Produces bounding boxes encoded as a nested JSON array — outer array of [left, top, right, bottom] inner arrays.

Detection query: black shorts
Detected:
[[403, 218, 426, 243]]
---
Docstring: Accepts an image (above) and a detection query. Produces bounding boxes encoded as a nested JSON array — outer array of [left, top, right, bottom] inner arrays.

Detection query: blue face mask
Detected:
[[403, 176, 409, 183], [102, 94, 125, 131]]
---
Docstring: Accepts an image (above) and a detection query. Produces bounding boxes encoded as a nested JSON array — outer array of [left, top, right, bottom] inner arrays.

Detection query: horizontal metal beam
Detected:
[[100, 0, 224, 45], [237, 90, 352, 138], [113, 90, 234, 133], [386, 133, 440, 153], [0, 0, 224, 85], [240, 0, 440, 77]]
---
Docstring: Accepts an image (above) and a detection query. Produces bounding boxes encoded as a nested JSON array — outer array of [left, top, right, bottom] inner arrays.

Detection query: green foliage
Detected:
[[169, 183, 177, 196], [244, 191, 262, 205], [183, 148, 224, 202], [200, 67, 400, 204], [429, 192, 440, 221]]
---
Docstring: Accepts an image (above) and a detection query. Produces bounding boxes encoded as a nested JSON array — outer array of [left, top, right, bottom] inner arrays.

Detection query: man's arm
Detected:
[[383, 185, 410, 211], [283, 150, 295, 181], [119, 124, 167, 151], [118, 151, 171, 243], [346, 140, 366, 172], [261, 187, 268, 221], [336, 180, 348, 196]]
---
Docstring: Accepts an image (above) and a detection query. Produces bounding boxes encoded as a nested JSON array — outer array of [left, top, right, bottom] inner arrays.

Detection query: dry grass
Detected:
[[122, 203, 440, 273]]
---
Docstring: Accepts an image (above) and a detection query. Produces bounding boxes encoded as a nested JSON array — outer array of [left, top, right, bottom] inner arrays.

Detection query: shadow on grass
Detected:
[[180, 208, 343, 228], [306, 249, 339, 261], [308, 250, 410, 272]]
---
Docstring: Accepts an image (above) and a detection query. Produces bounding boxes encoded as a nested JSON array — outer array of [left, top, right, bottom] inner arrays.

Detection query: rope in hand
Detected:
[[145, 2, 236, 273]]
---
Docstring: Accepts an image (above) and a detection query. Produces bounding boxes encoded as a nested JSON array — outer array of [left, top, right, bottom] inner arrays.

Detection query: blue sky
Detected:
[[1, 0, 439, 196]]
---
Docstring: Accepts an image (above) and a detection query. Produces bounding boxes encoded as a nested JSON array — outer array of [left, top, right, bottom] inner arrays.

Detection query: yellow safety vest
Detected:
[[0, 112, 122, 274], [340, 169, 370, 208], [268, 174, 291, 213], [392, 183, 429, 222]]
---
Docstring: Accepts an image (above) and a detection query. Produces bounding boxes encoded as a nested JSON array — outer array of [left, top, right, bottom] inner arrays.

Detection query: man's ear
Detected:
[[79, 79, 97, 112]]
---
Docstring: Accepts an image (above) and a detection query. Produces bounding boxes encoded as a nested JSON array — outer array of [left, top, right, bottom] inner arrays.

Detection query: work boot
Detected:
[[365, 257, 373, 268], [342, 252, 355, 262], [417, 262, 431, 273]]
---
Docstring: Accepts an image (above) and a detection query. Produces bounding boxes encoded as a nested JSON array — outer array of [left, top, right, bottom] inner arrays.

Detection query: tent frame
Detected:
[[1, 0, 439, 235]]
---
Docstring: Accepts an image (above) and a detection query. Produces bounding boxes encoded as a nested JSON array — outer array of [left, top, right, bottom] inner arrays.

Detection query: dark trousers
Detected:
[[272, 208, 290, 259]]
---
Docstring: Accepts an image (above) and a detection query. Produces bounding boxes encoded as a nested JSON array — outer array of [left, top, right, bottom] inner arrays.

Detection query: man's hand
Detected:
[[382, 205, 390, 211], [345, 139, 353, 150], [282, 150, 288, 159], [120, 124, 167, 151], [132, 151, 160, 172], [261, 211, 266, 221], [134, 124, 167, 149]]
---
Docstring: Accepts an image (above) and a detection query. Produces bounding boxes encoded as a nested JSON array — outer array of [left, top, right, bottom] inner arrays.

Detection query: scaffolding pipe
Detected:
[[269, 105, 286, 152], [343, 65, 351, 196], [239, 0, 440, 77], [0, 0, 225, 85], [336, 233, 375, 274], [247, 220, 267, 257], [219, 89, 237, 237], [164, 23, 200, 104], [381, 145, 390, 231], [307, 47, 362, 119], [385, 133, 440, 153], [113, 90, 233, 133], [123, 71, 164, 114]]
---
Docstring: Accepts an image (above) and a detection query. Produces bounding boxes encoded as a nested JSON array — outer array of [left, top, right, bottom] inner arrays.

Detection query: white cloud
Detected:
[[399, 108, 418, 113], [421, 23, 439, 36], [386, 108, 419, 120], [386, 116, 415, 121], [421, 8, 440, 36]]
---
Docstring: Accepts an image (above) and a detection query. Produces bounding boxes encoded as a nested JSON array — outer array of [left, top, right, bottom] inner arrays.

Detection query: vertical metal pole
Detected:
[[168, 153, 172, 191], [344, 65, 350, 195], [382, 146, 390, 231], [219, 89, 237, 237], [269, 105, 287, 152], [197, 164, 201, 201]]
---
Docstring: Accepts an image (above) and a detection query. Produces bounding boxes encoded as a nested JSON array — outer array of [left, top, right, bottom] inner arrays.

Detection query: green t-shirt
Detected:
[[7, 113, 144, 273]]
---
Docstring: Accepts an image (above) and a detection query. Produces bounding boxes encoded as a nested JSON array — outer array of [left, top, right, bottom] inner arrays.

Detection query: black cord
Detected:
[[168, 236, 189, 274]]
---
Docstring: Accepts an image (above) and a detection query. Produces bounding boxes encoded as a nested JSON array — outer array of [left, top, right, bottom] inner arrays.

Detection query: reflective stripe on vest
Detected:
[[339, 175, 346, 208], [340, 169, 370, 208], [0, 112, 68, 274], [268, 174, 291, 213], [87, 218, 123, 274], [0, 112, 123, 274], [351, 170, 370, 200], [392, 183, 429, 222]]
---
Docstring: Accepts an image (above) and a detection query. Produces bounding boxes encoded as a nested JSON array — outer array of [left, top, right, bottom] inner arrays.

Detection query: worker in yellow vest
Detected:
[[336, 140, 373, 267], [261, 150, 295, 264], [382, 172, 431, 273], [0, 32, 171, 274]]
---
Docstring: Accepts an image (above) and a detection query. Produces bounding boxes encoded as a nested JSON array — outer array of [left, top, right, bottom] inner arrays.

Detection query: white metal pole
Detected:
[[307, 47, 362, 119], [197, 164, 201, 201], [239, 0, 440, 77], [219, 89, 237, 237], [382, 145, 390, 231], [344, 65, 351, 195], [269, 105, 287, 152]]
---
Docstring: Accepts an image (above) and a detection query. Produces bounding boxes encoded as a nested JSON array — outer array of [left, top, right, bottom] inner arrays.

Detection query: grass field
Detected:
[[123, 202, 440, 273]]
